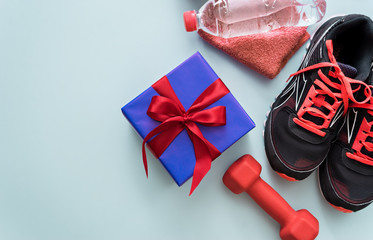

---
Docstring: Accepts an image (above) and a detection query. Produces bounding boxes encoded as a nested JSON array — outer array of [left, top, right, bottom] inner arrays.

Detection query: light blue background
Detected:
[[1, 0, 373, 239]]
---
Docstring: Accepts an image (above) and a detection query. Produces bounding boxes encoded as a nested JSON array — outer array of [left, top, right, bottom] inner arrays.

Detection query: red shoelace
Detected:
[[289, 40, 371, 137], [346, 87, 373, 166]]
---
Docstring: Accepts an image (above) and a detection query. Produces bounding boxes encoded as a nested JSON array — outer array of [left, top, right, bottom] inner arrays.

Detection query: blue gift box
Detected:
[[122, 52, 255, 187]]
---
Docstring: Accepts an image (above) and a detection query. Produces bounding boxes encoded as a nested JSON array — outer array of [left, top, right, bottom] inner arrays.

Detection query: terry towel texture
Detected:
[[199, 27, 310, 79]]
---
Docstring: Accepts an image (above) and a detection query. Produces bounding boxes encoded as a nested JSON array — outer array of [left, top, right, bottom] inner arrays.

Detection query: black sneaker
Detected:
[[264, 15, 373, 181], [319, 80, 373, 212]]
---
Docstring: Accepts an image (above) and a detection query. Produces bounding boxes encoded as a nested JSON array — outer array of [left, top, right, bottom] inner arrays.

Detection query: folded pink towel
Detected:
[[198, 27, 310, 79]]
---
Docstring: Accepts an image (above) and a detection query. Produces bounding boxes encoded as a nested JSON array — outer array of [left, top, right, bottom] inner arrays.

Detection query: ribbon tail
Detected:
[[142, 141, 149, 178], [148, 126, 184, 158], [186, 122, 218, 195], [189, 154, 212, 196], [141, 118, 183, 179]]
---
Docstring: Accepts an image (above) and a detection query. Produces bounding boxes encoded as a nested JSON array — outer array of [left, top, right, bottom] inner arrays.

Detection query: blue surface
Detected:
[[122, 52, 255, 186], [1, 1, 373, 240]]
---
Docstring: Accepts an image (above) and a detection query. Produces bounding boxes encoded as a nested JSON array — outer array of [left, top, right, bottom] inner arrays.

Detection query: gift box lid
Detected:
[[122, 52, 255, 186]]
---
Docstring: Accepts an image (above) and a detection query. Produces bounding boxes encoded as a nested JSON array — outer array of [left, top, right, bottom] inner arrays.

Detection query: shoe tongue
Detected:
[[338, 62, 357, 78]]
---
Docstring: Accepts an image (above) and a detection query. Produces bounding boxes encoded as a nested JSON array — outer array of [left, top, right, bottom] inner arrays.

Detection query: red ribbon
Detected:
[[142, 76, 230, 195]]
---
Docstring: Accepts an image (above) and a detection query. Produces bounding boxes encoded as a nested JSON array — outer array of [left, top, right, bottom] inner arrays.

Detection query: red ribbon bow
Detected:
[[142, 76, 230, 195]]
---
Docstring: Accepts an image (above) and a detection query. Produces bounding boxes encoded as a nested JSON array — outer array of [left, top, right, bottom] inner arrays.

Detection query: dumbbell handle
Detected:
[[246, 176, 296, 226]]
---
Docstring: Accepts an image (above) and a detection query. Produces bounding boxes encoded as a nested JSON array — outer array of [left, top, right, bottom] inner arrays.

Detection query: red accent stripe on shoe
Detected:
[[328, 203, 353, 213], [275, 172, 298, 181]]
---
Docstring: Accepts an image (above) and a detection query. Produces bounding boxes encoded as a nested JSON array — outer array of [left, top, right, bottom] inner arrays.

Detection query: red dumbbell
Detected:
[[223, 154, 319, 240]]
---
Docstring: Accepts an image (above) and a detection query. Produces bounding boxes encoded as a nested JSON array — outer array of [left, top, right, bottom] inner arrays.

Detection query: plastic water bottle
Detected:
[[183, 0, 326, 38]]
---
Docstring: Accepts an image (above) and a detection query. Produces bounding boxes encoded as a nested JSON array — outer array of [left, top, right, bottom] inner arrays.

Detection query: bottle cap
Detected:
[[183, 10, 197, 32]]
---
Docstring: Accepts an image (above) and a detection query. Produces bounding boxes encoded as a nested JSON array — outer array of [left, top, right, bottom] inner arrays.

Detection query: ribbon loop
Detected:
[[189, 106, 226, 126], [147, 96, 184, 122], [142, 77, 230, 195]]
